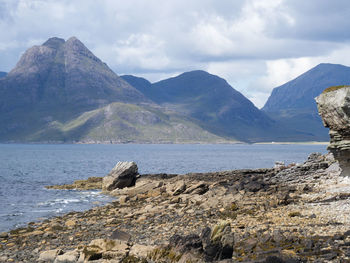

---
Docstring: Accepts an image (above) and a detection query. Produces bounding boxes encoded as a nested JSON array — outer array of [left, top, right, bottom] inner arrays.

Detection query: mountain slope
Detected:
[[0, 37, 150, 141], [123, 71, 303, 142], [121, 75, 152, 95], [0, 37, 146, 114], [26, 102, 228, 143], [262, 63, 350, 140]]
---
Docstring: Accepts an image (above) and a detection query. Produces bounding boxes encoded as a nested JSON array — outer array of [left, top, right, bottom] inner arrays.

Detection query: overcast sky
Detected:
[[1, 0, 350, 107]]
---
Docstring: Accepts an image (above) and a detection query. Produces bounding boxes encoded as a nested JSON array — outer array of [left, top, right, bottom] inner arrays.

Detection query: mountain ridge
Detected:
[[262, 63, 350, 141]]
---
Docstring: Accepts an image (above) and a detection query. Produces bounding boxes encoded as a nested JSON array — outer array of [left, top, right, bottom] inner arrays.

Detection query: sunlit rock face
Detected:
[[316, 86, 350, 176]]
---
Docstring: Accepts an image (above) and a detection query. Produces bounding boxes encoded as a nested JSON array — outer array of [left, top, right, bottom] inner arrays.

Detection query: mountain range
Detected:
[[262, 63, 350, 141], [0, 36, 347, 143]]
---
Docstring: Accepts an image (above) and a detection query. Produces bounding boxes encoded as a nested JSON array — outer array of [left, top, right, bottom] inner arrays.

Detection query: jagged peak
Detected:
[[42, 37, 65, 49], [66, 36, 81, 44]]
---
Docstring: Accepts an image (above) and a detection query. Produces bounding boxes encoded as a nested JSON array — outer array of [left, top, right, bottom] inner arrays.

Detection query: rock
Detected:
[[129, 244, 156, 259], [172, 180, 186, 196], [184, 182, 209, 195], [39, 249, 63, 262], [80, 238, 129, 261], [102, 161, 138, 191], [169, 234, 203, 254], [119, 195, 129, 204], [54, 250, 79, 263], [65, 219, 76, 228], [110, 229, 131, 242], [0, 232, 8, 238], [316, 86, 350, 176]]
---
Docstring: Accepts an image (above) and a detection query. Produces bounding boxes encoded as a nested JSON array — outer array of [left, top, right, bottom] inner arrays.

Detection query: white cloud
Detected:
[[0, 0, 350, 107]]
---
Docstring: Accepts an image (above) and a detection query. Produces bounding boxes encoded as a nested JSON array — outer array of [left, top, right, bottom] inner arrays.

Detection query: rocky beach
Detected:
[[1, 151, 350, 263], [2, 87, 350, 262]]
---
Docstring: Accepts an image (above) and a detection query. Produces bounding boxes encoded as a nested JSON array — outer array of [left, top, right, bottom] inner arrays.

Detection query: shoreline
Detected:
[[2, 152, 350, 262], [0, 141, 328, 146]]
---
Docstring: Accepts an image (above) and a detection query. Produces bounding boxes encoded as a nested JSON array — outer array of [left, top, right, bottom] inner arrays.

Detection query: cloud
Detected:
[[0, 0, 350, 107]]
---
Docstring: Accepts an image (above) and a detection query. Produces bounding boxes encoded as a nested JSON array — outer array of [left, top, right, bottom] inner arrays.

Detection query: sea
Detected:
[[0, 143, 327, 232]]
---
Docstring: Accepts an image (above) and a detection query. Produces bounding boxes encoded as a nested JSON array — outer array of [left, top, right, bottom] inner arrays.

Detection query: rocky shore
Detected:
[[2, 151, 350, 262]]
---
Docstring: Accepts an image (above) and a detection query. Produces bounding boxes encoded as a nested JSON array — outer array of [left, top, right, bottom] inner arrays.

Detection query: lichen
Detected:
[[322, 85, 350, 94]]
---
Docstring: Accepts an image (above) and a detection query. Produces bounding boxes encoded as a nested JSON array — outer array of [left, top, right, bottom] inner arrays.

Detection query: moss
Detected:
[[122, 255, 148, 263], [147, 247, 182, 262], [211, 221, 230, 242], [322, 85, 350, 94]]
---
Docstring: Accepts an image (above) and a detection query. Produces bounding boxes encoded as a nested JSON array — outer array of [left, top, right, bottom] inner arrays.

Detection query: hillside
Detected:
[[0, 37, 152, 142], [23, 102, 228, 143], [0, 37, 231, 143], [123, 71, 310, 142], [262, 63, 350, 141]]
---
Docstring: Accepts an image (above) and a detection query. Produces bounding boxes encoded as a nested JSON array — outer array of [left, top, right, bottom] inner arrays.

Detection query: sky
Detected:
[[1, 0, 350, 108]]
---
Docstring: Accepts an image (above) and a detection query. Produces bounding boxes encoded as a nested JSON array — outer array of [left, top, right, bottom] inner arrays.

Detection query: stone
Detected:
[[129, 244, 156, 258], [316, 86, 350, 176], [65, 219, 76, 227], [81, 239, 129, 261], [39, 249, 63, 262], [184, 182, 209, 195], [169, 234, 203, 254], [102, 161, 138, 191], [119, 195, 129, 204], [54, 250, 79, 263], [172, 180, 186, 196], [110, 229, 131, 242]]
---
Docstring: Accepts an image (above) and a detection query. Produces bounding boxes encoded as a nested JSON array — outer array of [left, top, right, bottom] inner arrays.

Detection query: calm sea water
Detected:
[[0, 143, 327, 232]]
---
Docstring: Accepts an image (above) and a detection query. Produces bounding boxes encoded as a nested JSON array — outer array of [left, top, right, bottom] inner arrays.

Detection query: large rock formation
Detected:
[[102, 161, 138, 191], [316, 86, 350, 176]]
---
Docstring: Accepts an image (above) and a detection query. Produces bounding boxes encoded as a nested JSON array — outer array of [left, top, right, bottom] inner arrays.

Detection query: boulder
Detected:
[[38, 249, 63, 262], [316, 86, 350, 176], [102, 161, 138, 191], [80, 239, 129, 261], [54, 250, 79, 263]]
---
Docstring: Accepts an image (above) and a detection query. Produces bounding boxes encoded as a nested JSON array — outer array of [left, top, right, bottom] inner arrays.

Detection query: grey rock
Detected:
[[102, 161, 138, 191], [316, 87, 350, 176], [54, 250, 79, 263], [39, 249, 63, 262], [0, 232, 8, 238], [172, 180, 186, 196]]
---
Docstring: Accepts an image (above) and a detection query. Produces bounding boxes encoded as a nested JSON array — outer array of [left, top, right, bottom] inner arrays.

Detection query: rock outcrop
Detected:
[[102, 161, 138, 191], [5, 154, 350, 262], [316, 86, 350, 176]]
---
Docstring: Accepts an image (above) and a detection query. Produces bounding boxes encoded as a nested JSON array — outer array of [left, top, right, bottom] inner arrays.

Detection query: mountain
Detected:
[[121, 75, 152, 95], [28, 102, 228, 143], [0, 37, 228, 143], [0, 37, 150, 141], [262, 63, 350, 140], [122, 71, 301, 142], [0, 72, 6, 79], [0, 37, 146, 114]]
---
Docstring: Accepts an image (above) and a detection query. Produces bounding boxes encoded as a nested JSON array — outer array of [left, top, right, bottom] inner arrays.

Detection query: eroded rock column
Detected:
[[316, 86, 350, 176]]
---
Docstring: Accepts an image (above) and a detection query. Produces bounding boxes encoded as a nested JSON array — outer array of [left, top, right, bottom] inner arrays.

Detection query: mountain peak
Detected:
[[65, 36, 84, 47], [42, 37, 65, 49], [0, 36, 147, 113]]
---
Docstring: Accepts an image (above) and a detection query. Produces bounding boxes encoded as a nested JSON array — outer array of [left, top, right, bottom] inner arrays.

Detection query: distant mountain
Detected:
[[0, 37, 228, 143], [0, 37, 150, 142], [28, 102, 228, 143], [121, 75, 152, 95], [0, 72, 6, 79], [0, 37, 146, 114], [262, 63, 350, 140], [122, 71, 302, 142]]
